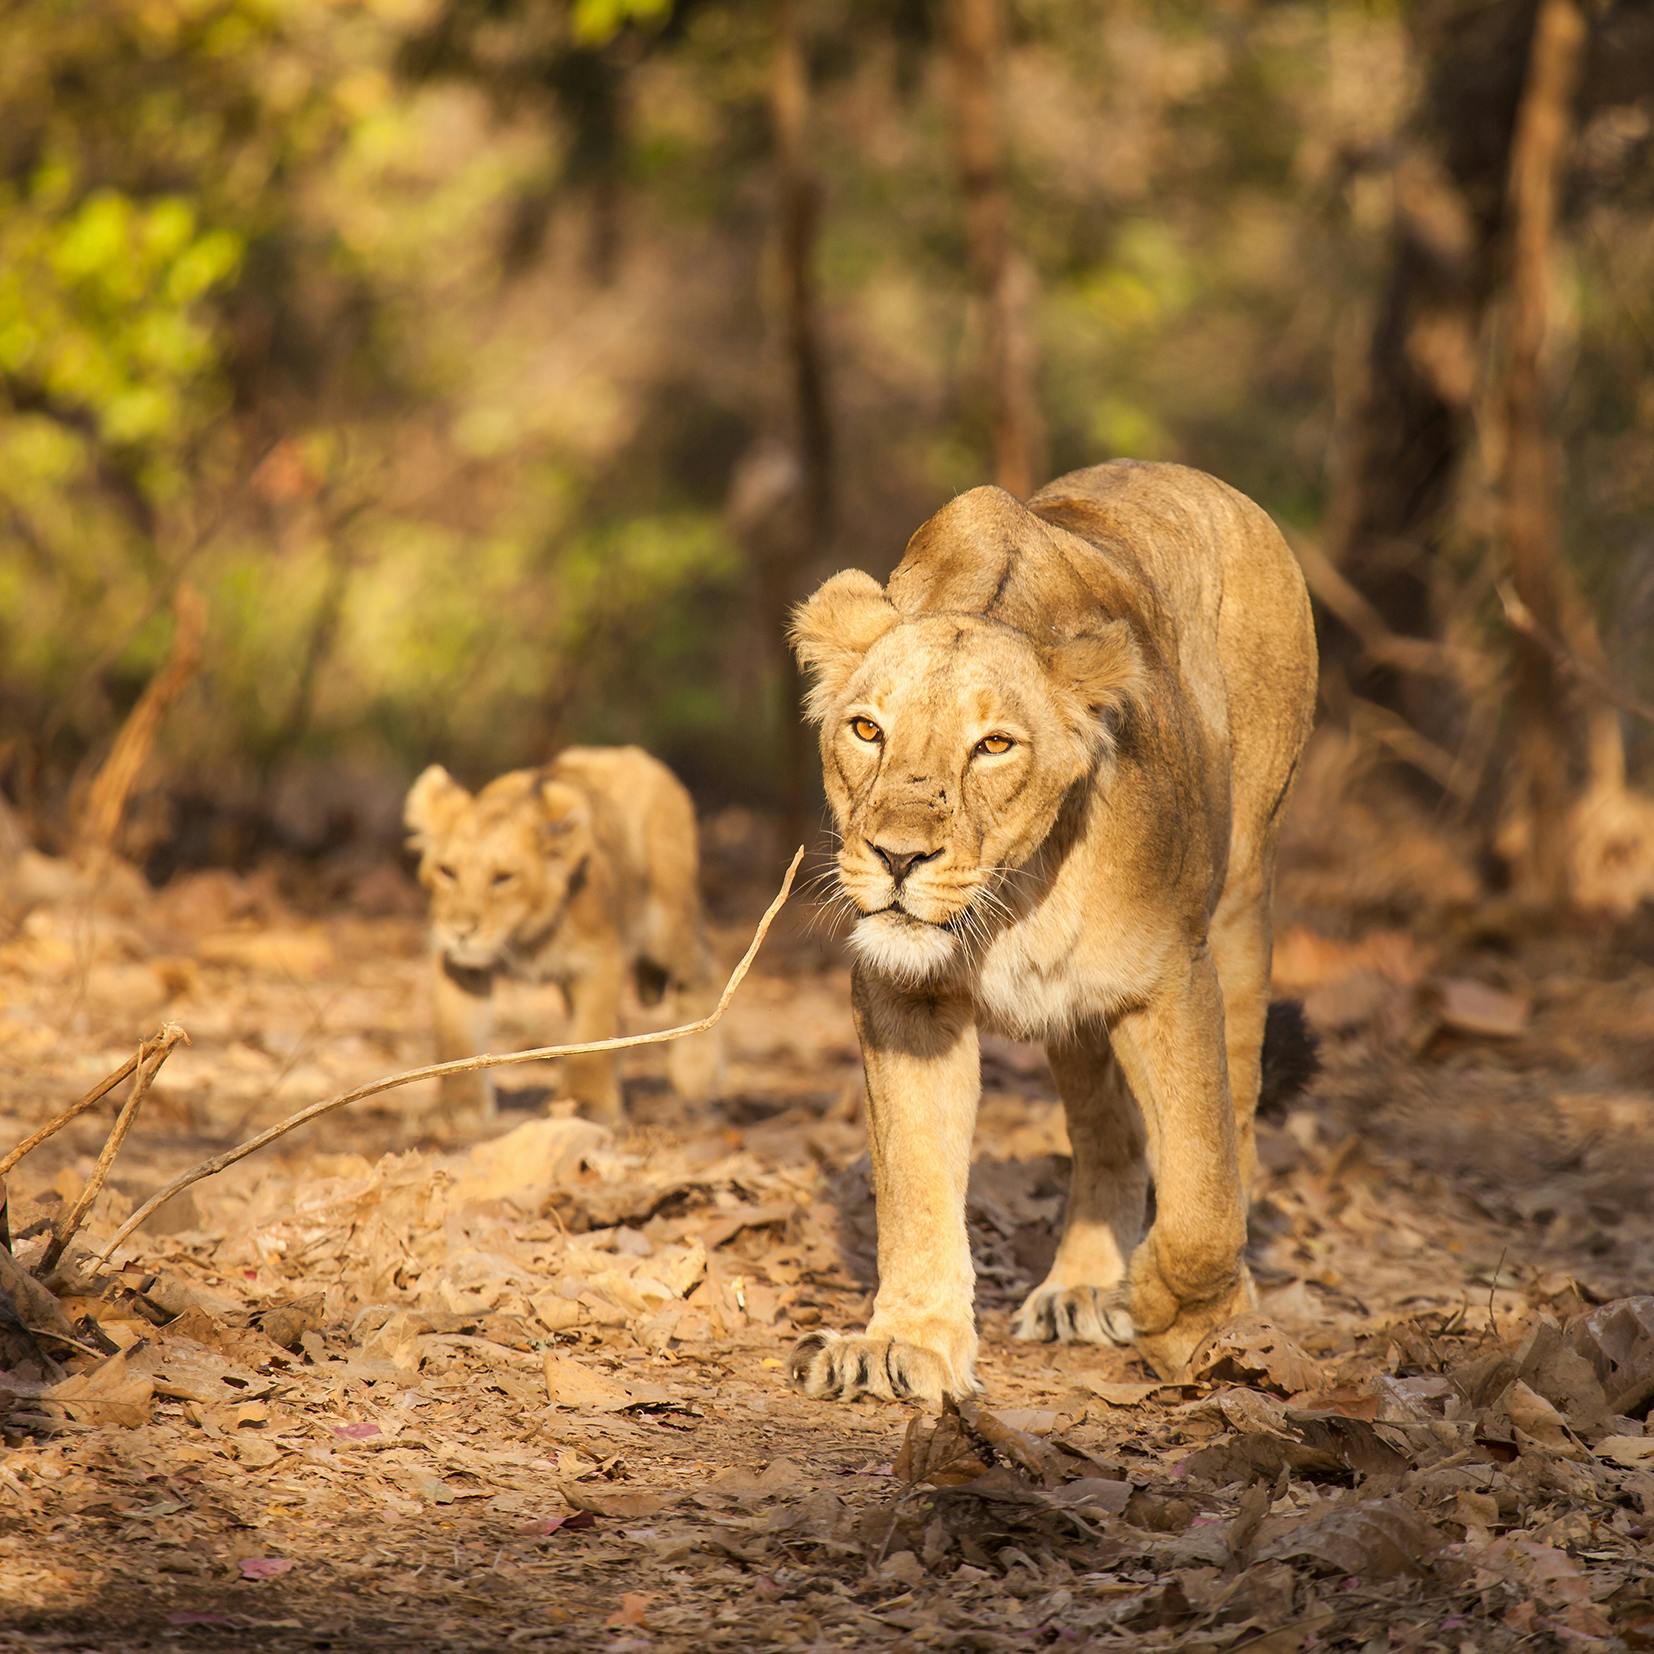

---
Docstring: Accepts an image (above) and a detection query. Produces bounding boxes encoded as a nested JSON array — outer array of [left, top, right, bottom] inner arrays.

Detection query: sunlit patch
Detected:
[[848, 910, 957, 984]]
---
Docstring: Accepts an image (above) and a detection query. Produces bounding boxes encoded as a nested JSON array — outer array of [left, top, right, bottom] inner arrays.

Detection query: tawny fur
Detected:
[[788, 461, 1317, 1401], [403, 746, 724, 1127]]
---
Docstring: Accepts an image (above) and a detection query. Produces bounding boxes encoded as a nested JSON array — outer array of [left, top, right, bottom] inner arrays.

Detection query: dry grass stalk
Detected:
[[38, 1024, 188, 1276], [0, 1048, 147, 1181], [95, 847, 805, 1267], [74, 584, 206, 861]]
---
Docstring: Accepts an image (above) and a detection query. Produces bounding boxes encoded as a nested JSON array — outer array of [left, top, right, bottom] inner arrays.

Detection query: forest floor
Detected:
[[1, 766, 1652, 1651]]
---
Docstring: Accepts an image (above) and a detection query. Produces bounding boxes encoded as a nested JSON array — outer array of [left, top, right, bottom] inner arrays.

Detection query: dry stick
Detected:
[[1496, 581, 1654, 730], [0, 1047, 146, 1181], [38, 1024, 188, 1276], [96, 848, 805, 1268]]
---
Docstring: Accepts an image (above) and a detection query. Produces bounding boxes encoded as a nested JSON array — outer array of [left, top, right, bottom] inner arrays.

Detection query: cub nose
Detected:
[[868, 842, 942, 884]]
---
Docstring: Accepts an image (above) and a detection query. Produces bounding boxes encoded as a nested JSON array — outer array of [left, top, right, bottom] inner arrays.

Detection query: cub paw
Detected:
[[786, 1329, 974, 1406], [1011, 1282, 1133, 1346]]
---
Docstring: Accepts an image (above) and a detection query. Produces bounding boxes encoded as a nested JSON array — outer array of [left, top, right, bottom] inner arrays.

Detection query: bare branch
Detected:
[[93, 847, 805, 1267]]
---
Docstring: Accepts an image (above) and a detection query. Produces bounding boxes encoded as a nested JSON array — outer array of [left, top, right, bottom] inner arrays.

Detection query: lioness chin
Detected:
[[788, 460, 1317, 1402]]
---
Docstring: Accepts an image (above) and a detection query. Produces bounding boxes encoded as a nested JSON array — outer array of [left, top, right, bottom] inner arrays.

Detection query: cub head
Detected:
[[404, 766, 593, 969], [790, 569, 1143, 986]]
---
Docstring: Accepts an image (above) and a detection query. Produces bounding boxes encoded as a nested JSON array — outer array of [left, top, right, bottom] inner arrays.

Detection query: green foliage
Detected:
[[0, 0, 1645, 836]]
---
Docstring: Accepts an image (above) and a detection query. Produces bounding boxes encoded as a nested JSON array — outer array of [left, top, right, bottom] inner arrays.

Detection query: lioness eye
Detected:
[[851, 717, 882, 744], [976, 734, 1013, 756]]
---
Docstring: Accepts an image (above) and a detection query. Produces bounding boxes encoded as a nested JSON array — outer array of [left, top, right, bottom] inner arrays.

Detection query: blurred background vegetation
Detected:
[[1, 0, 1650, 905]]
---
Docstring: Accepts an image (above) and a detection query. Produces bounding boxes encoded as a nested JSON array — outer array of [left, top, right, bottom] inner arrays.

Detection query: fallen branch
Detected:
[[39, 1024, 187, 1276], [95, 847, 805, 1267], [0, 1047, 148, 1181]]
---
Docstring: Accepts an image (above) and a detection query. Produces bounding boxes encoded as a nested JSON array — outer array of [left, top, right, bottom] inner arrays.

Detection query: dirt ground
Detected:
[[2, 779, 1652, 1651]]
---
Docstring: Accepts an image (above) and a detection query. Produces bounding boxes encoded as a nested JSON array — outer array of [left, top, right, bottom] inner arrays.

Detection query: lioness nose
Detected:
[[869, 842, 941, 884]]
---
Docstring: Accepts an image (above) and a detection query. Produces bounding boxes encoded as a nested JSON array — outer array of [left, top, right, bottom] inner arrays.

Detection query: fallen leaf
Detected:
[[606, 1592, 650, 1629], [1188, 1315, 1321, 1395], [237, 1557, 294, 1581], [542, 1351, 674, 1412], [1427, 977, 1530, 1039], [1594, 1435, 1654, 1467]]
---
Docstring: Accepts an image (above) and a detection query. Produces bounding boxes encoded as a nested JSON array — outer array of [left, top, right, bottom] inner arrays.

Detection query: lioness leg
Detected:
[[432, 957, 496, 1127], [561, 951, 626, 1126], [790, 972, 980, 1404], [1109, 948, 1253, 1377], [1208, 872, 1272, 1194], [1012, 1025, 1146, 1345]]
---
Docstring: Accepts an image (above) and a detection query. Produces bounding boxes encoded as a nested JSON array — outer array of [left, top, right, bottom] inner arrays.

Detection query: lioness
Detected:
[[404, 746, 723, 1126], [787, 460, 1317, 1401]]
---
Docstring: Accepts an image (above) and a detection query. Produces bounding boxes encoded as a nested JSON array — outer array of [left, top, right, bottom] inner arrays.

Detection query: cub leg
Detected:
[[561, 950, 626, 1127], [1108, 947, 1253, 1377], [432, 956, 497, 1127], [789, 970, 980, 1405], [660, 923, 725, 1104], [1012, 1025, 1147, 1345]]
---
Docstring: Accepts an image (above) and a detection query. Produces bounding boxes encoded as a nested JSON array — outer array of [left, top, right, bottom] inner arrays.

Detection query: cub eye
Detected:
[[850, 717, 883, 744], [435, 863, 457, 881], [975, 734, 1014, 756], [491, 870, 516, 888]]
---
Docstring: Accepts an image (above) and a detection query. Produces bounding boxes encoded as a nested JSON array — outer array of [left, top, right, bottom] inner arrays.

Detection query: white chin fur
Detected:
[[848, 911, 957, 985]]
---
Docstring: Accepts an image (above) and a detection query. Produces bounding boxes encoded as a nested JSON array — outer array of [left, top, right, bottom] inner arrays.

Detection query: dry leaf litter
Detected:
[[1, 797, 1652, 1650]]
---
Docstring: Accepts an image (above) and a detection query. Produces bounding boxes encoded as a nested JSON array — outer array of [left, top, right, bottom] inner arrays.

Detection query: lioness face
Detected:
[[404, 768, 593, 970], [792, 571, 1144, 986]]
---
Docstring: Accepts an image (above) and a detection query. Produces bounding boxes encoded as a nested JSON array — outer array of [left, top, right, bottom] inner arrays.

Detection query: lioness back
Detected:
[[1028, 460, 1318, 854]]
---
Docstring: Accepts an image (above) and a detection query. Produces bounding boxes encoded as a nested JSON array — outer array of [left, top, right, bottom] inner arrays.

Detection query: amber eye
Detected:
[[851, 717, 883, 744], [976, 734, 1014, 756]]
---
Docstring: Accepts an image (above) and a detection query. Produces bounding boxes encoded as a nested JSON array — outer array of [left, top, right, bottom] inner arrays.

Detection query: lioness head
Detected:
[[404, 767, 593, 969], [791, 523, 1144, 986]]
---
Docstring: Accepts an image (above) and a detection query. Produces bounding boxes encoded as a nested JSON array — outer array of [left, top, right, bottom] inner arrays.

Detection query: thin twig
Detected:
[[95, 848, 804, 1267], [39, 1025, 188, 1276], [1497, 580, 1654, 728], [0, 1048, 145, 1180]]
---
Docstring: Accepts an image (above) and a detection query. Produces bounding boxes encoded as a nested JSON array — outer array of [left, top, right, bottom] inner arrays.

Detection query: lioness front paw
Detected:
[[1012, 1282, 1133, 1346], [1128, 1249, 1257, 1378], [786, 1328, 976, 1406]]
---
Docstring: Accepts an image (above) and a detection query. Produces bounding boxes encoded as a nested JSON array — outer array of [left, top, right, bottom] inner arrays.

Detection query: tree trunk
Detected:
[[767, 0, 835, 851], [1499, 0, 1588, 907], [946, 0, 1042, 499], [1324, 0, 1539, 731]]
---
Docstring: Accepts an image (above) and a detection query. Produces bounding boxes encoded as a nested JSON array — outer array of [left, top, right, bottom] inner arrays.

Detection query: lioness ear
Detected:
[[1043, 621, 1146, 750], [788, 569, 900, 724], [539, 780, 591, 842], [405, 765, 469, 849]]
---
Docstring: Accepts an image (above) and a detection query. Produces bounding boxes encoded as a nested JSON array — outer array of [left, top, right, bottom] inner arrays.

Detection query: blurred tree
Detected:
[[945, 0, 1043, 498], [765, 0, 835, 848]]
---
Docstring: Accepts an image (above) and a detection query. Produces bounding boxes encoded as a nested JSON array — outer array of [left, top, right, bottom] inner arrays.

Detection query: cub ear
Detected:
[[538, 780, 592, 841], [788, 569, 900, 724], [1042, 620, 1146, 750], [405, 765, 469, 849]]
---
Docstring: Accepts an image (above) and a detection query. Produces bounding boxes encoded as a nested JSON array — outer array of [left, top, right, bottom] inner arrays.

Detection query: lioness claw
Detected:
[[1012, 1283, 1134, 1346], [786, 1331, 970, 1405]]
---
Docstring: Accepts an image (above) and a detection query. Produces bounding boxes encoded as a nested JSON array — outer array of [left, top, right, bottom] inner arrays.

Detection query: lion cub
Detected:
[[404, 746, 723, 1126]]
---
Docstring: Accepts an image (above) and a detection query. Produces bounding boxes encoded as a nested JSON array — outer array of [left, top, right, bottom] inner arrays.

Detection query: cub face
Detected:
[[791, 570, 1144, 986], [404, 767, 593, 970]]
